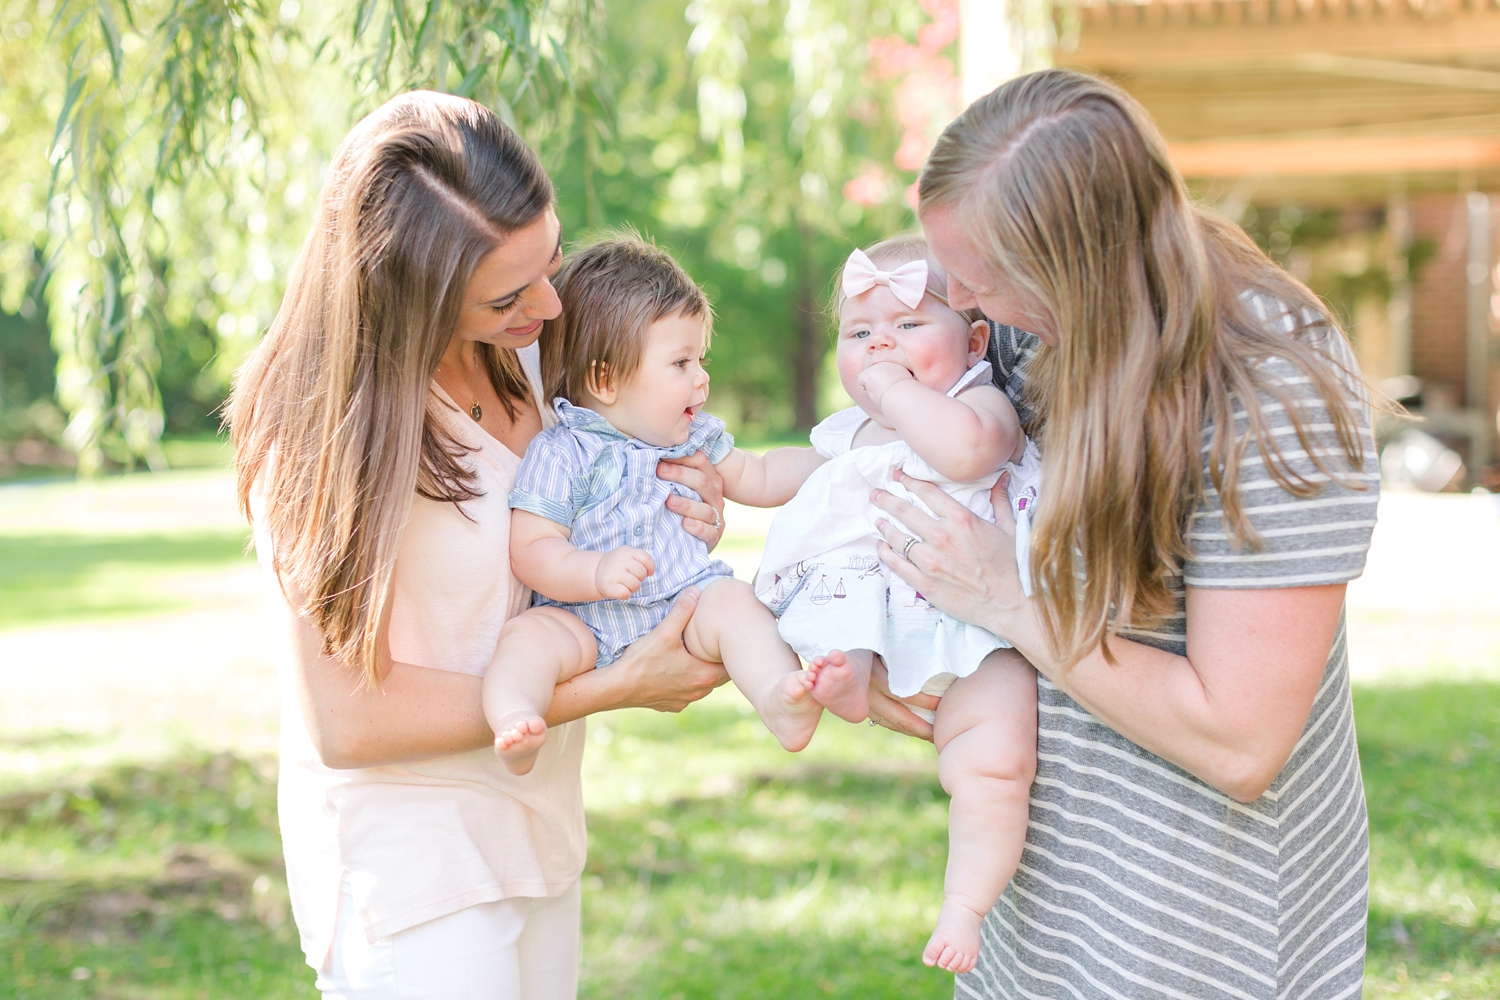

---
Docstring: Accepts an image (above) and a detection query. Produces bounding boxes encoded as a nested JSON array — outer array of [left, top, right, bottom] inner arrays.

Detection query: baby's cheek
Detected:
[[834, 344, 869, 393]]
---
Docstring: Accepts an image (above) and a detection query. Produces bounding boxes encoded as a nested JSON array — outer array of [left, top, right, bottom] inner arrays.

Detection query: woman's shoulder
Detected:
[[1189, 294, 1380, 590]]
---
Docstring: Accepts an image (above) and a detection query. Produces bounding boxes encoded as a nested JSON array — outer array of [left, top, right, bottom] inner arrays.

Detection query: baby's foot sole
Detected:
[[922, 899, 983, 974], [808, 650, 870, 723], [762, 670, 822, 752], [494, 714, 548, 775]]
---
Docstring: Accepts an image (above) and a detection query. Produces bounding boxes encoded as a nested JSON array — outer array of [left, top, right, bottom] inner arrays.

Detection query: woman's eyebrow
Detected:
[[480, 232, 563, 307]]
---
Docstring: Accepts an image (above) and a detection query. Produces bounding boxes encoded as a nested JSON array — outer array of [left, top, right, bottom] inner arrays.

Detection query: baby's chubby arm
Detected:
[[714, 446, 827, 508], [860, 362, 1024, 482], [511, 509, 656, 602]]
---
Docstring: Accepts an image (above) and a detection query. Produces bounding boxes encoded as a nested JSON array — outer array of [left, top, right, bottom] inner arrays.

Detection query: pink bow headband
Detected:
[[841, 248, 945, 309]]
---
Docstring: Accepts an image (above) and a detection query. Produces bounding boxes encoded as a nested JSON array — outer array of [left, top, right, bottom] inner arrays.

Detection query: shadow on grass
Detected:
[[0, 531, 251, 630], [582, 768, 952, 1000], [0, 753, 303, 998], [2, 684, 1496, 998]]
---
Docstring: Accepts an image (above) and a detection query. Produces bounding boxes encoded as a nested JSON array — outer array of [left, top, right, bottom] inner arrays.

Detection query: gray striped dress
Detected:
[[969, 310, 1379, 1000]]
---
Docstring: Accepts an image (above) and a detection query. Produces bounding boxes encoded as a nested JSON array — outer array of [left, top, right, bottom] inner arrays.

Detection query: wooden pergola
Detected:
[[1060, 0, 1500, 202], [959, 0, 1500, 474]]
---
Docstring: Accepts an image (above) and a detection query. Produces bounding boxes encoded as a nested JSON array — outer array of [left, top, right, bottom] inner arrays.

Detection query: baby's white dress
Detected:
[[754, 361, 1043, 710]]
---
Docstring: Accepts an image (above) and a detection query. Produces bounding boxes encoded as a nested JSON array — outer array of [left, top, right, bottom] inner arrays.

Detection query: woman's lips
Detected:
[[507, 318, 543, 337]]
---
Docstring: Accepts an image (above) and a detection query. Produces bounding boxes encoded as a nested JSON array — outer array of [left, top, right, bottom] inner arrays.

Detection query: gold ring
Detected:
[[900, 535, 919, 559]]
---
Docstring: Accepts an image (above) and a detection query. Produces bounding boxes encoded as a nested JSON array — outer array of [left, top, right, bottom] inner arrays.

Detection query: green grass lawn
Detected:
[[0, 533, 252, 631], [0, 473, 1496, 997], [2, 685, 1496, 998]]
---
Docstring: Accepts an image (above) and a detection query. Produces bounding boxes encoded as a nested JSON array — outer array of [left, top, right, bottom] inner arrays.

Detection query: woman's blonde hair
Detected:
[[919, 69, 1367, 668], [228, 90, 554, 684], [541, 232, 712, 405]]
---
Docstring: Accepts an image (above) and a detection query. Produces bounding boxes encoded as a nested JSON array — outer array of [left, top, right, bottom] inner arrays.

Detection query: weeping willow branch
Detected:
[[42, 0, 605, 475]]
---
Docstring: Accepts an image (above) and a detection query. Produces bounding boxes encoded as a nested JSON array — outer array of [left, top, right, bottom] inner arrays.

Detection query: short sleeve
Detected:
[[1184, 332, 1380, 589], [808, 407, 868, 460], [685, 413, 735, 464], [508, 428, 580, 526]]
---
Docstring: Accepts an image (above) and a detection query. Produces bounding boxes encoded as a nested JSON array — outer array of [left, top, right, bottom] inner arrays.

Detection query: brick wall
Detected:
[[1409, 195, 1474, 408]]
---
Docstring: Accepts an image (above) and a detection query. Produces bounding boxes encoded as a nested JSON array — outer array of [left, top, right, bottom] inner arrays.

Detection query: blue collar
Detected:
[[552, 397, 708, 460]]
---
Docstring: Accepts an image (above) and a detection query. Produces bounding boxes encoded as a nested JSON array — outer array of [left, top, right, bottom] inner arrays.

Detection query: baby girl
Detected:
[[484, 235, 828, 774], [755, 235, 1043, 974]]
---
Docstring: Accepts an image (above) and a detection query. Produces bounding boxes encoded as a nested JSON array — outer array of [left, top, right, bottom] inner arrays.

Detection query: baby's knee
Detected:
[[501, 608, 585, 657], [697, 576, 762, 615], [937, 728, 1037, 796]]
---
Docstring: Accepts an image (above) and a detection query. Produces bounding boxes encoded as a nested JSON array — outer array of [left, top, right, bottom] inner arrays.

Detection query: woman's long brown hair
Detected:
[[919, 70, 1369, 669], [227, 91, 553, 684]]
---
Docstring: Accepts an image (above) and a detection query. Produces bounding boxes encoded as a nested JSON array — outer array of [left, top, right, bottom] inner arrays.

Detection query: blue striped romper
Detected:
[[508, 398, 736, 666]]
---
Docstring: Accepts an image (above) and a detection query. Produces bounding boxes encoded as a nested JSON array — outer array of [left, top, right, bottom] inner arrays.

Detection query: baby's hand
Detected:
[[857, 361, 915, 404], [596, 546, 655, 599]]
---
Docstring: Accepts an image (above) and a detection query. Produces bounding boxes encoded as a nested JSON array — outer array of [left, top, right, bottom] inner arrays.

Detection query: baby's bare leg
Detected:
[[684, 578, 821, 752], [483, 606, 598, 775], [923, 649, 1038, 975]]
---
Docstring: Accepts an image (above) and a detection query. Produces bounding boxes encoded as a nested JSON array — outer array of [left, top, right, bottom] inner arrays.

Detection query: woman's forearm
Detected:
[[281, 596, 494, 769], [994, 584, 1342, 802]]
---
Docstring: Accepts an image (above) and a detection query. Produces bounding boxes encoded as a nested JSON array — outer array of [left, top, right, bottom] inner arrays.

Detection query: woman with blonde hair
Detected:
[[229, 91, 729, 999], [867, 69, 1377, 998]]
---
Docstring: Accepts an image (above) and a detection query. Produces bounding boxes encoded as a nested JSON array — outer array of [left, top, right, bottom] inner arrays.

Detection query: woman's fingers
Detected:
[[659, 451, 725, 551], [668, 494, 721, 540], [989, 470, 1015, 530], [630, 588, 731, 712], [866, 659, 935, 742], [651, 586, 702, 646]]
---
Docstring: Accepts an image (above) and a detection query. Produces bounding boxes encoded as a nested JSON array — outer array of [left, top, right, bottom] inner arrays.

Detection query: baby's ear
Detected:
[[585, 360, 617, 406], [967, 319, 990, 362]]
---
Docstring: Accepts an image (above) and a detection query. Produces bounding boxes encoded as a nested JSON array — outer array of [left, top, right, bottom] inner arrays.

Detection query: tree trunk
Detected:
[[792, 239, 824, 431]]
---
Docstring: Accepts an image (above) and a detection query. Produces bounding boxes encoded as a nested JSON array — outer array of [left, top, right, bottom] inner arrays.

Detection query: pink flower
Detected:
[[843, 165, 892, 206]]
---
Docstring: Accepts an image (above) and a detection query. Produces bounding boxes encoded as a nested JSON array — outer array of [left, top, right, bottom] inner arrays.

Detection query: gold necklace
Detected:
[[441, 354, 483, 421]]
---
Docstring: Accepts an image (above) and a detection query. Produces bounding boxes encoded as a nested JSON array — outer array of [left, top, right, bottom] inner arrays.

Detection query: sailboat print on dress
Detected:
[[809, 576, 833, 605]]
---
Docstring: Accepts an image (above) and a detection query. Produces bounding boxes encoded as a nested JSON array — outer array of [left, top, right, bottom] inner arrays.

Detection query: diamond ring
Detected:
[[900, 535, 919, 560]]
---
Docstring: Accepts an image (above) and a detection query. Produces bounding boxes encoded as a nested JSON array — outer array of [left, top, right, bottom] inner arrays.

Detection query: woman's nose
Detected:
[[526, 277, 563, 320], [947, 276, 977, 312]]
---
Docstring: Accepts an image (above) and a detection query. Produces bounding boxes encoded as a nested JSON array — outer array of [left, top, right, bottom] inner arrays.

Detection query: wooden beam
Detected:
[[1062, 8, 1500, 69], [1169, 133, 1500, 176]]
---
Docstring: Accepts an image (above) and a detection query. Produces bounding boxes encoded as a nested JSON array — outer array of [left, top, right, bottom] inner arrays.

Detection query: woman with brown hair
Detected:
[[866, 70, 1378, 999], [228, 92, 728, 998]]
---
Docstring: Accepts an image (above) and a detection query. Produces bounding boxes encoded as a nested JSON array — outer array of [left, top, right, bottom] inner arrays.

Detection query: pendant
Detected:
[[470, 402, 483, 421]]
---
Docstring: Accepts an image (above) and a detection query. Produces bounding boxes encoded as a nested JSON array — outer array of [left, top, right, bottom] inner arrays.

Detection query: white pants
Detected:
[[317, 880, 581, 1000]]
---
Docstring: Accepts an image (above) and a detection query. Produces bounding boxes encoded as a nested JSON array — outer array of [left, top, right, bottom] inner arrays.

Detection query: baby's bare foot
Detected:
[[808, 650, 870, 723], [494, 714, 548, 775], [923, 898, 984, 974], [760, 669, 822, 752]]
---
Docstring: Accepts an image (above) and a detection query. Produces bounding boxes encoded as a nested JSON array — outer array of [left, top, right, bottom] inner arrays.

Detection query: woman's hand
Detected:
[[866, 657, 938, 743], [657, 450, 726, 551], [547, 588, 730, 725], [872, 470, 1028, 636]]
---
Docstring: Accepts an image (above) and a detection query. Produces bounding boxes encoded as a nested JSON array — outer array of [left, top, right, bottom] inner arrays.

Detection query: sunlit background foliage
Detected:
[[0, 0, 994, 474]]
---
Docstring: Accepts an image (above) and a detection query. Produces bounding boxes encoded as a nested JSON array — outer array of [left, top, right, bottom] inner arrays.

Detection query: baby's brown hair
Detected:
[[540, 231, 713, 405]]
